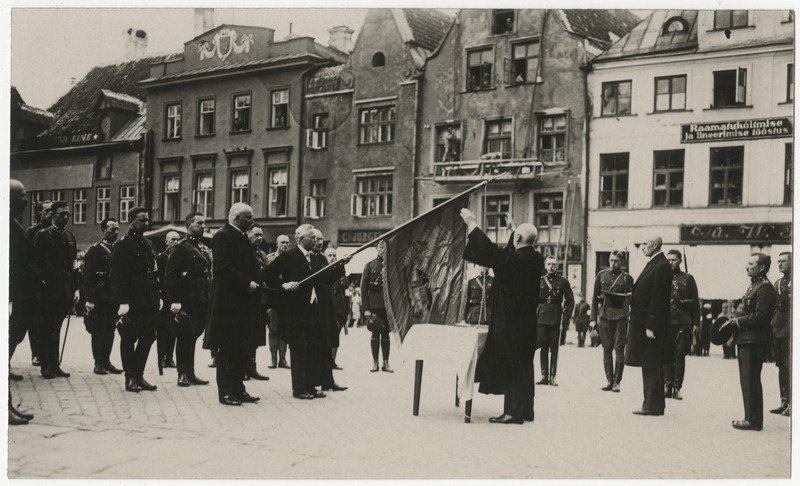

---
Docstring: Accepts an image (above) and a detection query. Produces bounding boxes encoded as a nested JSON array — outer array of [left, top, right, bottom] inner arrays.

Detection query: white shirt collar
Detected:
[[649, 250, 663, 261]]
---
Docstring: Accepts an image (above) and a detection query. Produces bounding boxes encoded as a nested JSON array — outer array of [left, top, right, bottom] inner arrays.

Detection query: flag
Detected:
[[382, 192, 472, 340]]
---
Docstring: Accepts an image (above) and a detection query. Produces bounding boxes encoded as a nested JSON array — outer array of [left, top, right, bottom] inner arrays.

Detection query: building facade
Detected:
[[586, 9, 794, 299]]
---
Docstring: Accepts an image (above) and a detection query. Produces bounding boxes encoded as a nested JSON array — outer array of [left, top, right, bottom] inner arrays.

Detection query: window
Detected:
[[372, 52, 385, 67], [230, 171, 250, 205], [435, 124, 461, 162], [484, 118, 512, 158], [713, 68, 747, 107], [193, 174, 213, 217], [538, 114, 566, 163], [601, 80, 632, 116], [709, 146, 744, 206], [305, 179, 327, 219], [119, 186, 135, 223], [198, 98, 215, 135], [51, 190, 65, 202], [268, 167, 288, 217], [165, 103, 181, 139], [232, 93, 251, 132], [467, 48, 493, 91], [483, 195, 510, 243], [653, 150, 684, 207], [663, 17, 688, 34], [784, 143, 793, 205], [306, 113, 328, 149], [100, 115, 111, 140], [599, 153, 629, 208], [492, 9, 515, 35], [30, 192, 45, 224], [535, 193, 563, 244], [505, 41, 539, 84], [73, 189, 87, 224], [714, 10, 748, 30], [654, 75, 686, 111], [352, 174, 393, 217], [163, 175, 180, 222], [96, 187, 111, 223], [359, 106, 395, 144], [271, 89, 289, 128], [787, 64, 794, 102], [96, 155, 112, 180]]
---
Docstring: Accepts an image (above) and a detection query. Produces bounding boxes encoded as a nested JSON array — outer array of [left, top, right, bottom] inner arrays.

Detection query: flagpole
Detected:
[[296, 174, 511, 286]]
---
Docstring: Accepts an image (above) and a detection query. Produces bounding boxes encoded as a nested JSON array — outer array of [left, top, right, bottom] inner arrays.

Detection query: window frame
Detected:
[[165, 102, 182, 140], [713, 10, 749, 30], [654, 75, 687, 112], [269, 88, 290, 129], [599, 152, 630, 209], [491, 9, 515, 35], [119, 185, 136, 223], [483, 117, 513, 159], [96, 186, 111, 224], [466, 47, 494, 92], [306, 113, 329, 150], [351, 174, 394, 218], [30, 192, 45, 224], [534, 192, 563, 244], [784, 143, 793, 205], [786, 63, 794, 103], [228, 168, 251, 207], [358, 105, 396, 145], [304, 179, 327, 219], [652, 149, 685, 208], [434, 123, 462, 163], [193, 172, 214, 218], [162, 174, 181, 222], [712, 68, 748, 108], [504, 40, 539, 85], [197, 97, 216, 136], [537, 113, 568, 163], [95, 154, 113, 181], [708, 146, 744, 207], [601, 80, 632, 116], [231, 92, 252, 133], [267, 166, 290, 218], [483, 194, 512, 244], [73, 189, 88, 225]]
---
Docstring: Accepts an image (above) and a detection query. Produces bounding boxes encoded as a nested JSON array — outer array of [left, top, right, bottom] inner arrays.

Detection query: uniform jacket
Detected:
[[82, 240, 114, 307], [204, 224, 260, 349], [109, 230, 160, 311], [772, 275, 791, 339], [463, 228, 544, 395], [536, 274, 575, 327], [9, 218, 39, 308], [591, 268, 634, 321], [155, 248, 173, 302], [360, 256, 385, 311], [625, 252, 672, 367], [32, 226, 78, 309], [465, 274, 493, 324], [734, 276, 777, 347], [669, 270, 700, 326], [165, 237, 212, 312]]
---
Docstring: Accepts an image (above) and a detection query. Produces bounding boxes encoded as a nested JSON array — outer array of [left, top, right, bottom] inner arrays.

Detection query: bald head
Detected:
[[514, 223, 538, 248], [228, 203, 254, 231], [165, 231, 180, 248], [641, 237, 663, 257], [10, 179, 28, 218]]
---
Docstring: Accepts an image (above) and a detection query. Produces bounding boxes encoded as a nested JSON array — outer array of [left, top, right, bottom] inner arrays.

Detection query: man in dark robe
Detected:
[[461, 208, 543, 424]]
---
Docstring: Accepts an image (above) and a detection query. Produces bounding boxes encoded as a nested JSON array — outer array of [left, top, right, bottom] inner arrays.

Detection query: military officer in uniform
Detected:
[[362, 241, 392, 373], [535, 256, 574, 386], [265, 234, 291, 369], [165, 212, 212, 388], [244, 223, 270, 381], [663, 250, 700, 400], [465, 267, 493, 324], [32, 201, 79, 379], [590, 250, 634, 392], [25, 200, 52, 367], [110, 207, 161, 393], [573, 294, 591, 347], [155, 231, 180, 369], [769, 251, 791, 417], [82, 217, 123, 375]]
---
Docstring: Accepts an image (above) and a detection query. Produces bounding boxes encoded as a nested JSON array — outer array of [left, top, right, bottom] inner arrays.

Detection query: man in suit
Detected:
[[536, 256, 574, 386], [265, 234, 291, 369], [110, 207, 162, 393], [32, 200, 79, 379], [165, 212, 212, 388], [461, 209, 543, 424], [626, 236, 671, 416], [155, 231, 180, 369], [82, 217, 123, 375], [769, 252, 791, 417], [204, 203, 261, 406]]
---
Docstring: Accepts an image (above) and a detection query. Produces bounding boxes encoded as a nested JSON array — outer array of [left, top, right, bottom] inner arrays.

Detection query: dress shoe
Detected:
[[104, 362, 123, 374], [136, 377, 157, 391], [267, 360, 278, 369], [278, 360, 291, 369], [322, 383, 348, 391], [632, 409, 663, 416], [53, 367, 70, 378], [536, 377, 549, 385], [208, 356, 217, 368], [94, 364, 108, 375], [8, 412, 28, 426], [332, 363, 343, 370], [611, 383, 621, 392], [31, 356, 40, 366], [381, 364, 393, 373], [312, 390, 327, 398], [489, 414, 524, 424], [9, 372, 23, 381], [672, 388, 683, 400], [187, 371, 209, 385], [601, 382, 613, 391], [237, 392, 260, 403], [125, 378, 141, 393], [246, 369, 270, 381], [770, 402, 788, 414], [664, 385, 673, 399], [549, 377, 558, 386], [781, 405, 791, 417], [219, 395, 242, 406], [10, 406, 34, 421], [293, 391, 314, 400], [41, 367, 56, 379], [731, 419, 762, 431], [370, 363, 380, 372], [177, 373, 190, 387]]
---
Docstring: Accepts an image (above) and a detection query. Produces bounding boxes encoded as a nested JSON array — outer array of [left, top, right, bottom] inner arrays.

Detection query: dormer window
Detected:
[[372, 52, 385, 67], [492, 10, 515, 35], [100, 114, 111, 140], [662, 16, 688, 34]]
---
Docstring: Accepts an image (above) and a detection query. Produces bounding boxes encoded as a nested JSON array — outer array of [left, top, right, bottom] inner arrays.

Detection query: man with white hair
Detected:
[[156, 230, 181, 369], [204, 203, 261, 406]]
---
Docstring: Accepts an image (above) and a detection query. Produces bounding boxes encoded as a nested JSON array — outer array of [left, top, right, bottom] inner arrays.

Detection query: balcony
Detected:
[[432, 157, 567, 182]]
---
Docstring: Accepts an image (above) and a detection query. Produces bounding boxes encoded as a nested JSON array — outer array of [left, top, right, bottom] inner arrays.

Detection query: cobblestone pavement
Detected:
[[6, 320, 792, 479]]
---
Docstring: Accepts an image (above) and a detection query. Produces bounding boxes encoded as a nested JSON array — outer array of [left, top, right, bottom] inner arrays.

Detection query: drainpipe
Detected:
[[411, 76, 421, 217], [142, 128, 154, 210]]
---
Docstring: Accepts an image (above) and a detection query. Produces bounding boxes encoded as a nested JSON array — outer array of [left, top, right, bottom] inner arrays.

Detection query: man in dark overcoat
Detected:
[[110, 207, 161, 392], [155, 231, 180, 369], [461, 209, 543, 424], [204, 203, 261, 406], [32, 200, 79, 379], [165, 212, 212, 388], [626, 236, 672, 416], [324, 247, 350, 371]]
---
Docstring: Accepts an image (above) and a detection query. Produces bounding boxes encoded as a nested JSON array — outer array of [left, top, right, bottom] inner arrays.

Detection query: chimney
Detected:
[[123, 28, 148, 60], [194, 8, 215, 37], [327, 25, 354, 54]]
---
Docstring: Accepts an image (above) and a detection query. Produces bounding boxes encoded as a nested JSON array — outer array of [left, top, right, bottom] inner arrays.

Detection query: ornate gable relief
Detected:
[[198, 29, 254, 61]]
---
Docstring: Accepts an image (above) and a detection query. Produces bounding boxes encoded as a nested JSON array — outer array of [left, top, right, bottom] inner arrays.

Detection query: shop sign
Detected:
[[680, 223, 792, 244], [338, 229, 386, 245], [536, 244, 582, 262], [681, 118, 792, 143]]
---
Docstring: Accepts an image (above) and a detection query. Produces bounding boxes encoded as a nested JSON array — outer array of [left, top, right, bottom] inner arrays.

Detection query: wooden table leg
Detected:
[[413, 359, 423, 416], [464, 399, 472, 423]]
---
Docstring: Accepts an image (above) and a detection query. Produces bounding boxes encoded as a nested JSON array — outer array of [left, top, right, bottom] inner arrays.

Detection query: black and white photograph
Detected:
[[4, 0, 796, 480]]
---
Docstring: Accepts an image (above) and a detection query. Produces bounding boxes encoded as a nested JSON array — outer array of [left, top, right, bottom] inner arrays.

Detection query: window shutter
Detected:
[[737, 68, 747, 104], [306, 129, 313, 148], [504, 58, 513, 85], [351, 194, 359, 216], [304, 196, 312, 218], [320, 130, 327, 149]]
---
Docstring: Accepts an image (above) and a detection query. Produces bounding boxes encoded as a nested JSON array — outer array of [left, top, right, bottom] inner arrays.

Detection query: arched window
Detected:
[[371, 52, 385, 67], [662, 17, 688, 34]]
